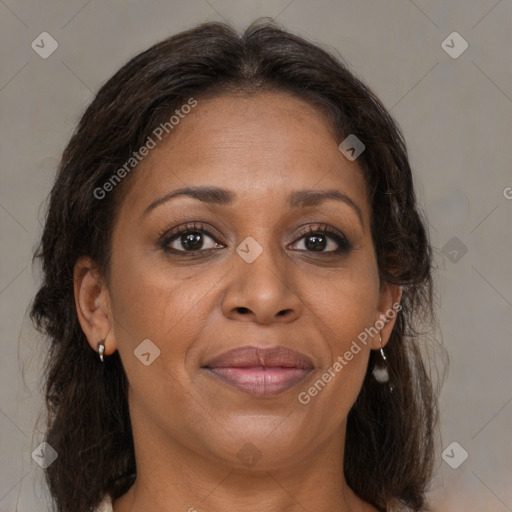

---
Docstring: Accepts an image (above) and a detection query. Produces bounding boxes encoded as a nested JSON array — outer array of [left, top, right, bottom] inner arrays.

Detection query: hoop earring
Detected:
[[372, 331, 393, 392], [97, 340, 105, 363]]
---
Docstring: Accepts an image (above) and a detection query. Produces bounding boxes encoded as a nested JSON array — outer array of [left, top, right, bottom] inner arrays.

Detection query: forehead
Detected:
[[119, 91, 369, 220]]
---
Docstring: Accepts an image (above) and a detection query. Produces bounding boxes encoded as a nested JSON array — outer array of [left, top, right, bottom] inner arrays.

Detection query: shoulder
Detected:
[[95, 495, 113, 512]]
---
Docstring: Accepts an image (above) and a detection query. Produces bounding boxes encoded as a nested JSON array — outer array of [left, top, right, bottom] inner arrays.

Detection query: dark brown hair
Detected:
[[31, 19, 442, 512]]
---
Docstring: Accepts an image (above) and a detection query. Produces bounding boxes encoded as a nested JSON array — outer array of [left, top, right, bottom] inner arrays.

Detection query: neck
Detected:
[[113, 419, 377, 512]]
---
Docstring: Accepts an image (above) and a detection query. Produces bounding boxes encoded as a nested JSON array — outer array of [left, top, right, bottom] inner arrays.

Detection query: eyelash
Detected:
[[158, 222, 352, 255]]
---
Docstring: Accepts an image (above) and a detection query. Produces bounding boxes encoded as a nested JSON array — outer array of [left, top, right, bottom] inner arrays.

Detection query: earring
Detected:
[[97, 340, 105, 363], [372, 331, 393, 392]]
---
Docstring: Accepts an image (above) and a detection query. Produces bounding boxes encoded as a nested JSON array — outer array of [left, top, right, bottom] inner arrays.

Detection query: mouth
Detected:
[[202, 345, 314, 398]]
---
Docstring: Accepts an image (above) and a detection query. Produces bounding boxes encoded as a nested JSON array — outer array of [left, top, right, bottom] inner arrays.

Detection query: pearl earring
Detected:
[[97, 340, 105, 363], [372, 331, 393, 392]]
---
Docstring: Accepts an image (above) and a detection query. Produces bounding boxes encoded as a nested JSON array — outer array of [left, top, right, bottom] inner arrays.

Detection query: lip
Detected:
[[203, 345, 314, 397]]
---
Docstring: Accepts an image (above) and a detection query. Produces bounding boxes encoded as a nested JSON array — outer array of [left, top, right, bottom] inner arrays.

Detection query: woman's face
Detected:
[[81, 91, 400, 472]]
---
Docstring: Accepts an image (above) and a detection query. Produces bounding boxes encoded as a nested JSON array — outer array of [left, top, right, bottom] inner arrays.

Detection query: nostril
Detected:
[[236, 307, 251, 314]]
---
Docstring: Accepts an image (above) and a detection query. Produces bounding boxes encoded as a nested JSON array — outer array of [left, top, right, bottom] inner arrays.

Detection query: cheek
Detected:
[[299, 259, 379, 400], [305, 261, 380, 344], [107, 249, 221, 370], [295, 269, 379, 424], [107, 255, 221, 422]]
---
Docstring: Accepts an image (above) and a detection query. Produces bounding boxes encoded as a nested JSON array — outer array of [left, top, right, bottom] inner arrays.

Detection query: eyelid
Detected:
[[293, 223, 347, 240]]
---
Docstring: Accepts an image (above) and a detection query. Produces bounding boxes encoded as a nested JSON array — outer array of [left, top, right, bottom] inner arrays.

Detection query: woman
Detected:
[[31, 19, 440, 512]]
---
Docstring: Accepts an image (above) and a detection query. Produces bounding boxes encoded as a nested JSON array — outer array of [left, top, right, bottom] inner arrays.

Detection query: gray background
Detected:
[[1, 0, 511, 510]]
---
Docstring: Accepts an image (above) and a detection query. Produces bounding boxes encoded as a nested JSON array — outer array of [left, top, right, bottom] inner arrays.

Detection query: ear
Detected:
[[73, 256, 117, 357], [370, 282, 403, 350]]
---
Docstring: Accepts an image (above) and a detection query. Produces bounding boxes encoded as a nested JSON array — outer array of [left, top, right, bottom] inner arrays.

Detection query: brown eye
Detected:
[[159, 222, 225, 253], [176, 231, 206, 251], [290, 225, 352, 254], [165, 230, 222, 252], [304, 233, 328, 251]]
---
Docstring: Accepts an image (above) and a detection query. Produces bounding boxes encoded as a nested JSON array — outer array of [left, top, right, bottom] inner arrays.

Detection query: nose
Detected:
[[221, 242, 302, 325]]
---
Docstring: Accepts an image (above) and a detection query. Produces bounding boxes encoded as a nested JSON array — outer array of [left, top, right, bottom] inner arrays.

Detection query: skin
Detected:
[[74, 91, 401, 512]]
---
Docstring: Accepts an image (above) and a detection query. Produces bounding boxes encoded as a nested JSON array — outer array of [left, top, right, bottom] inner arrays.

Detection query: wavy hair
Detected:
[[31, 19, 442, 512]]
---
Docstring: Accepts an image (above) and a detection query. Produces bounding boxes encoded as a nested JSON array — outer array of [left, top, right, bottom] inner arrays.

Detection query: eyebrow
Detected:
[[142, 186, 363, 226]]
